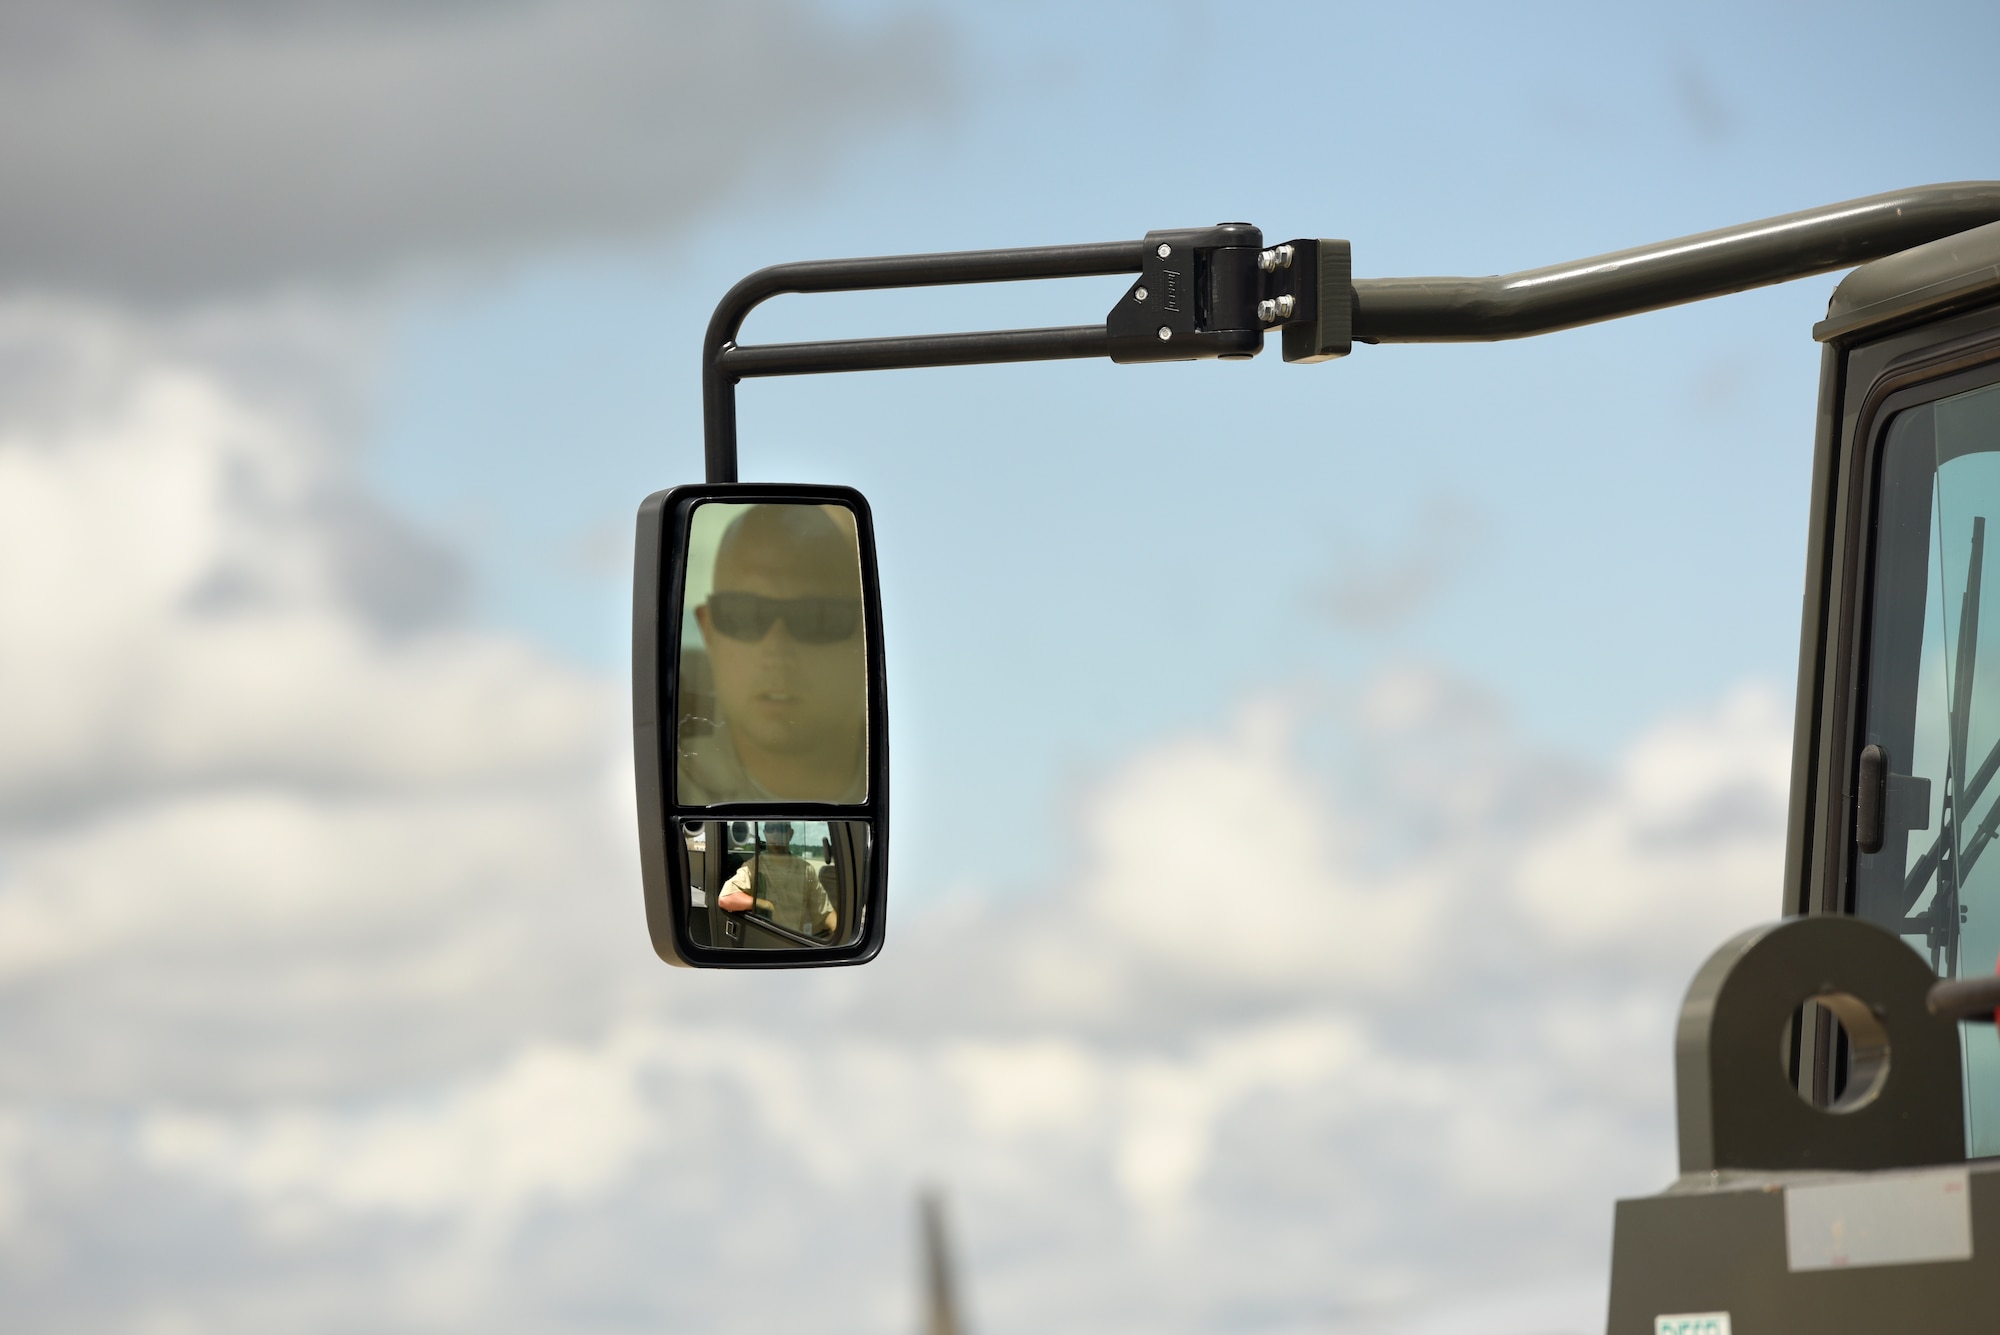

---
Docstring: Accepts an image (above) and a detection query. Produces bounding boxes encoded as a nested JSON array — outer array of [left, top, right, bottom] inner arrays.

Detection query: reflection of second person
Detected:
[[716, 821, 837, 939]]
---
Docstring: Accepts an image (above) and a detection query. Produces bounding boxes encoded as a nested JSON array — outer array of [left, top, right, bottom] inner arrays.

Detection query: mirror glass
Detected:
[[681, 819, 870, 950], [676, 502, 868, 805]]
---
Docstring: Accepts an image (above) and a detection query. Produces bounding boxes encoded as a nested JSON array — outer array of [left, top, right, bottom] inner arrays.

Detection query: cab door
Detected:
[[1801, 240, 2000, 1150]]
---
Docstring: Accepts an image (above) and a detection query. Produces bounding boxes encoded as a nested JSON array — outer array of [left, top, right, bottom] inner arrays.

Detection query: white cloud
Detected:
[[947, 1039, 1104, 1136], [1083, 697, 1442, 990], [1513, 681, 1791, 956], [0, 1109, 25, 1245], [0, 311, 1795, 1333], [1111, 1018, 1363, 1218], [143, 1030, 659, 1223], [0, 333, 602, 812], [0, 787, 607, 989]]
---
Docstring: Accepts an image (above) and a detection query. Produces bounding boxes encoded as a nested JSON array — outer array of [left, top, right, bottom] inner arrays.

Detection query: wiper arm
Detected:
[[1950, 519, 1985, 836], [1917, 516, 1986, 975], [1954, 793, 2000, 884], [1901, 726, 2000, 911]]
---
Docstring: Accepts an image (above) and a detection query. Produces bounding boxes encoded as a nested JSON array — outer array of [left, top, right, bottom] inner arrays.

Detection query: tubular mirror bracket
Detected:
[[700, 239, 1145, 483], [1351, 182, 2000, 344], [699, 235, 1260, 484], [699, 183, 2000, 481], [699, 226, 1350, 482]]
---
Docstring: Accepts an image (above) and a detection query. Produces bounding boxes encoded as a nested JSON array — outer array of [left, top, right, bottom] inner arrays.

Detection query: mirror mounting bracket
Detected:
[[1269, 238, 1355, 364], [699, 225, 1364, 482], [1104, 223, 1265, 362], [702, 183, 2000, 483], [1098, 226, 1354, 364]]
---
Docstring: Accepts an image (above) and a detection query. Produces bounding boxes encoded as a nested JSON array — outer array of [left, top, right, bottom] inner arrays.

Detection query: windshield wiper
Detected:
[[1901, 726, 2000, 908], [1908, 514, 1986, 977]]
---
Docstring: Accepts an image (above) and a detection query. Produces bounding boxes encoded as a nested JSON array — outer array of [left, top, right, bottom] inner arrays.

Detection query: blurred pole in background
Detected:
[[920, 1188, 965, 1335]]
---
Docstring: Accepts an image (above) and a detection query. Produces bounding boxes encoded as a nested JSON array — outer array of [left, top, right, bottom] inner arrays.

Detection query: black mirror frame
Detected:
[[632, 481, 889, 968]]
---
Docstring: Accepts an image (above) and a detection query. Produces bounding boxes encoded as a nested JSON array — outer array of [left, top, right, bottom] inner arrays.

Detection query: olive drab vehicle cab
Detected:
[[1792, 218, 2000, 1126], [1603, 222, 2000, 1334]]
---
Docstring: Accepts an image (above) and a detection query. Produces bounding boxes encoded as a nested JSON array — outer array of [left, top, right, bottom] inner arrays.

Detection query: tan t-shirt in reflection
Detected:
[[723, 852, 835, 937], [677, 722, 865, 806]]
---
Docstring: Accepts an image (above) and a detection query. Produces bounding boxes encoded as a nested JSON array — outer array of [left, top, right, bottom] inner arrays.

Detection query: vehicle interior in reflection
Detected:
[[681, 819, 869, 950]]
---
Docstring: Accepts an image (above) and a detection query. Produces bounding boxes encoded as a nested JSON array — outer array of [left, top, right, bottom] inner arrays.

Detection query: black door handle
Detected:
[[1856, 743, 1887, 854]]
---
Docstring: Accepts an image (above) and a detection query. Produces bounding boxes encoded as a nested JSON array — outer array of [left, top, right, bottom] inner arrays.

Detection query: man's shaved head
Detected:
[[714, 504, 861, 595]]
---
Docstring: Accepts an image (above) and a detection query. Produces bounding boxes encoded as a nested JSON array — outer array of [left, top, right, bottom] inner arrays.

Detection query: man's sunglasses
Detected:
[[705, 592, 862, 644]]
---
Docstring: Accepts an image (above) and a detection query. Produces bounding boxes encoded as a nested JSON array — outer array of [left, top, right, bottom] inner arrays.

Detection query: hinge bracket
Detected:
[[1105, 228, 1352, 364]]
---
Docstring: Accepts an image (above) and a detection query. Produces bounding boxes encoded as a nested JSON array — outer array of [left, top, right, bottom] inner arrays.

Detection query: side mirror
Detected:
[[632, 484, 888, 966]]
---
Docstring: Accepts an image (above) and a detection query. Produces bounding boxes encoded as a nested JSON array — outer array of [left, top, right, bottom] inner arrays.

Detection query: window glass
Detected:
[[1857, 379, 2000, 1153]]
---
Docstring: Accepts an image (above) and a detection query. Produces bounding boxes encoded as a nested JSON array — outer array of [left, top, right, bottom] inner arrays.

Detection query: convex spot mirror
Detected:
[[633, 485, 887, 967]]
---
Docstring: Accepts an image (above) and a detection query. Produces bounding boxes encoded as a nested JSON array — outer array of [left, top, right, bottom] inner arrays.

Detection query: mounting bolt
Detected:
[[1256, 295, 1297, 324], [1134, 286, 1148, 302], [1257, 244, 1294, 273], [1156, 243, 1172, 259], [1156, 326, 1172, 340]]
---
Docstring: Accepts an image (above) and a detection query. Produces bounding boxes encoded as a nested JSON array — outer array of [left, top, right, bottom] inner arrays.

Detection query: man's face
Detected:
[[762, 824, 794, 853], [694, 505, 866, 769]]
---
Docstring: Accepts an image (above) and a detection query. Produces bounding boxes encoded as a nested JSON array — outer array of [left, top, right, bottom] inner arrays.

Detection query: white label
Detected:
[[1654, 1314, 1730, 1335], [1784, 1167, 1972, 1271]]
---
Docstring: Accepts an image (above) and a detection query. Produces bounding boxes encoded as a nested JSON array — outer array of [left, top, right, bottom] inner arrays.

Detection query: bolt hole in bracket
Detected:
[[1791, 990, 1892, 1114]]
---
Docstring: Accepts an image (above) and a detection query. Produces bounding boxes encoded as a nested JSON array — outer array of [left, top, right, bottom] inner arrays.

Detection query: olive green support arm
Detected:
[[1352, 182, 2000, 342]]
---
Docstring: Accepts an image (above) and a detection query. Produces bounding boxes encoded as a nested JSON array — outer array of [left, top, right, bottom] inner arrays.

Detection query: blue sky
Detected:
[[7, 4, 2000, 1331], [365, 0, 2000, 895]]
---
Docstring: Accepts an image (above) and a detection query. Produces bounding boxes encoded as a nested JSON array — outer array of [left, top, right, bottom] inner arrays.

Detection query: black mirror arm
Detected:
[[701, 240, 1149, 482], [700, 182, 2000, 484]]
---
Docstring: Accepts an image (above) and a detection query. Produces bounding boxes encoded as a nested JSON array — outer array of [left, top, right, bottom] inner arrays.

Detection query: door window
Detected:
[[1856, 377, 2000, 1153]]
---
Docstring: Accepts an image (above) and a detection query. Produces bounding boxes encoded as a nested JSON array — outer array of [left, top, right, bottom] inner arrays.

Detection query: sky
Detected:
[[0, 2, 1997, 1332]]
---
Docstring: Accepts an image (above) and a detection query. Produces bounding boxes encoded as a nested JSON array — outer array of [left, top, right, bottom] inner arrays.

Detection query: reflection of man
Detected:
[[716, 822, 837, 939], [679, 504, 867, 804]]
